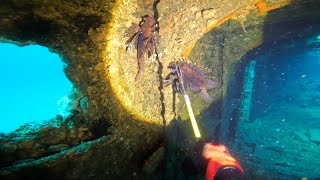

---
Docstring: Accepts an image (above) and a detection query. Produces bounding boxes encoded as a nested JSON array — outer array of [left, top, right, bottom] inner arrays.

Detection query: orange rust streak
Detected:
[[256, 0, 290, 14], [183, 12, 237, 58], [183, 43, 196, 58], [256, 2, 268, 13], [144, 0, 152, 4], [183, 0, 290, 58], [206, 12, 237, 34]]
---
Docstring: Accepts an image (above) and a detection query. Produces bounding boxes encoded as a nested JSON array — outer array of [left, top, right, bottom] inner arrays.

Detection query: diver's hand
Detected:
[[202, 144, 237, 166], [202, 144, 244, 180]]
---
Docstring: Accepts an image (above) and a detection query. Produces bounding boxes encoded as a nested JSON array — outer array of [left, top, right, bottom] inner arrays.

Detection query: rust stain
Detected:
[[184, 11, 238, 57], [207, 13, 236, 34], [144, 0, 152, 5], [119, 47, 125, 54], [183, 43, 196, 58], [183, 0, 291, 58], [255, 1, 268, 13], [255, 0, 290, 14]]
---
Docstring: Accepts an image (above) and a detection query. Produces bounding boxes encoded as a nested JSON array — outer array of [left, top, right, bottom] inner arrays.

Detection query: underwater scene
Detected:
[[233, 35, 320, 179], [0, 43, 72, 133], [1, 0, 320, 180]]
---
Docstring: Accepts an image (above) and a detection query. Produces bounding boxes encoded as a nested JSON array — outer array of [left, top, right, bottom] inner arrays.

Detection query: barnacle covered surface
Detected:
[[2, 0, 317, 178]]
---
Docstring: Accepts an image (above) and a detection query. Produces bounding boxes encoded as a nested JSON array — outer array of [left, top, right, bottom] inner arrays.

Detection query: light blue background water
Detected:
[[0, 43, 72, 133]]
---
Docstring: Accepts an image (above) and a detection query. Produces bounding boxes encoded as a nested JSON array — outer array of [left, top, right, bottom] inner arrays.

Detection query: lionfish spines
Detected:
[[164, 58, 219, 103]]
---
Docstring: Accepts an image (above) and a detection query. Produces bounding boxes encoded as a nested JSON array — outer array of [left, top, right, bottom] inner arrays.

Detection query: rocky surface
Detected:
[[0, 112, 108, 168], [1, 0, 319, 179]]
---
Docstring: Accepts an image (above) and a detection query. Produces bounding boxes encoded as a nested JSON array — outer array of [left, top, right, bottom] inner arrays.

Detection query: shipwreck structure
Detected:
[[1, 0, 319, 178]]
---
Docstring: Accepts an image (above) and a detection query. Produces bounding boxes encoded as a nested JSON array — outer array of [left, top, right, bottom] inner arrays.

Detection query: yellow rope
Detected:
[[184, 94, 201, 138]]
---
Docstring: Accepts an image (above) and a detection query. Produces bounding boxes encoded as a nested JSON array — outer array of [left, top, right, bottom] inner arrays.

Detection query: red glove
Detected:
[[202, 144, 244, 180]]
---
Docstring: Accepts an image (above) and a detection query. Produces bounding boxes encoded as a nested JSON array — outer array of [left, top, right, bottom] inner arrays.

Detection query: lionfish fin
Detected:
[[206, 79, 219, 91], [188, 62, 212, 76], [200, 88, 212, 103]]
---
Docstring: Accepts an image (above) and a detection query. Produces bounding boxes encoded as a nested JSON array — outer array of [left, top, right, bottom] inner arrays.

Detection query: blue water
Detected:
[[237, 36, 320, 178], [251, 51, 320, 124], [0, 43, 72, 133]]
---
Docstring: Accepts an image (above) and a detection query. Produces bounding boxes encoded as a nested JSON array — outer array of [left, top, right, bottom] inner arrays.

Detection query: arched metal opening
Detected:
[[0, 43, 72, 133]]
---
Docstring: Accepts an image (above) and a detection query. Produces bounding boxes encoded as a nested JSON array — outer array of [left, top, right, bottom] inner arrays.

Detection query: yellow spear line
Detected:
[[183, 94, 201, 138], [175, 62, 201, 138]]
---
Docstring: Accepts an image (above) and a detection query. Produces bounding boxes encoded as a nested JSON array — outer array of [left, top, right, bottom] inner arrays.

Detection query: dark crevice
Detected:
[[153, 0, 166, 133], [138, 138, 164, 169], [153, 0, 160, 20], [172, 91, 177, 120], [74, 14, 104, 34], [213, 123, 221, 144], [88, 118, 112, 138], [215, 22, 228, 143], [218, 23, 228, 105]]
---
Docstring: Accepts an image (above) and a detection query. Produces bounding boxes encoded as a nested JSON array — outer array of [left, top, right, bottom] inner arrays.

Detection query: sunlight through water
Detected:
[[0, 43, 72, 133]]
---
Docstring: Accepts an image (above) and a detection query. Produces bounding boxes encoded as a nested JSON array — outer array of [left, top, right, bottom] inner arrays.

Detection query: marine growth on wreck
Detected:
[[0, 0, 320, 179]]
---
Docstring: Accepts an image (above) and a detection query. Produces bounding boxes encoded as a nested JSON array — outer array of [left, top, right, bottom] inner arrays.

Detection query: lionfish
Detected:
[[165, 60, 219, 103], [125, 16, 159, 81]]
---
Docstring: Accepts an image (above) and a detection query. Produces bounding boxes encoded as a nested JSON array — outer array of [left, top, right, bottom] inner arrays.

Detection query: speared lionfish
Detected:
[[165, 59, 219, 103]]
